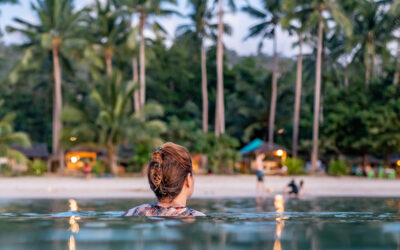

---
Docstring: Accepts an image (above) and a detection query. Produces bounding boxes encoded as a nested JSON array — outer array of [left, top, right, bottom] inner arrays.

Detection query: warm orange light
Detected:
[[397, 160, 400, 167], [70, 137, 77, 142], [278, 129, 284, 134], [71, 156, 79, 163], [276, 149, 284, 157]]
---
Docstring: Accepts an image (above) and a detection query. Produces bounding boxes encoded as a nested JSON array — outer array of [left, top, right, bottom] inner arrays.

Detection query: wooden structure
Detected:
[[240, 139, 288, 175], [65, 151, 97, 172]]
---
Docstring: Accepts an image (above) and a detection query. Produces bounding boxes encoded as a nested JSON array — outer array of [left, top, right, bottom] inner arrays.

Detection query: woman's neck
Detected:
[[158, 194, 187, 208]]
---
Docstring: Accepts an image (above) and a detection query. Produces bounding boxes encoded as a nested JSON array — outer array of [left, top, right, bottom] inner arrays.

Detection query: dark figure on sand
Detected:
[[285, 179, 304, 197]]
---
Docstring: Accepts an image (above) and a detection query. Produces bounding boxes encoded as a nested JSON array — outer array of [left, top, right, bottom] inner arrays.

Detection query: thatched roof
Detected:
[[12, 144, 49, 158]]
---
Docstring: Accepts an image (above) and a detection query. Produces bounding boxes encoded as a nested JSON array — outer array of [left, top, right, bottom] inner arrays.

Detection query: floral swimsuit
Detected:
[[124, 203, 205, 217]]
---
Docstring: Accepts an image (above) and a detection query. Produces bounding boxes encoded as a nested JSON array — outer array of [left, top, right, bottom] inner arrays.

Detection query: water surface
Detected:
[[0, 197, 399, 249]]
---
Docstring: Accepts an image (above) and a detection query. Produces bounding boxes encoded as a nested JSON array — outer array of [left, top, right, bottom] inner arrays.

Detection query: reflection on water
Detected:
[[273, 194, 285, 250], [0, 197, 398, 249], [68, 199, 79, 250]]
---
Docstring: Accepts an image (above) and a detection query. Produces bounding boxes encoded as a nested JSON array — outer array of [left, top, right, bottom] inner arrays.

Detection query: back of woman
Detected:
[[124, 142, 205, 217]]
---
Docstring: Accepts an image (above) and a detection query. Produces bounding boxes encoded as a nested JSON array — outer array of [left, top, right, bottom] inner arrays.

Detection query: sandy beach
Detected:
[[0, 175, 398, 199]]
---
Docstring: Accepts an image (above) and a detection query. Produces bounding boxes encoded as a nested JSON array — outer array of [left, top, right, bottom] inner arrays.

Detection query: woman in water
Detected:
[[124, 142, 205, 217]]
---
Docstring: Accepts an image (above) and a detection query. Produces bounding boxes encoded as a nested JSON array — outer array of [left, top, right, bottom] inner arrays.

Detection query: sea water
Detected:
[[0, 197, 399, 249]]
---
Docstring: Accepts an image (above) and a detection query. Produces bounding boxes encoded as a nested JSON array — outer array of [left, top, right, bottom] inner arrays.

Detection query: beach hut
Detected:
[[12, 143, 49, 161], [240, 139, 288, 175], [9, 144, 49, 173], [64, 146, 102, 174]]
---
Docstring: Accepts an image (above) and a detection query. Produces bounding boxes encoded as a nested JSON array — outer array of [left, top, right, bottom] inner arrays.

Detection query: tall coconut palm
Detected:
[[176, 0, 215, 133], [282, 0, 312, 158], [389, 1, 400, 86], [394, 38, 400, 86], [350, 1, 397, 88], [243, 0, 284, 145], [86, 0, 128, 76], [214, 0, 234, 137], [7, 0, 86, 172], [113, 0, 178, 107], [308, 0, 352, 172]]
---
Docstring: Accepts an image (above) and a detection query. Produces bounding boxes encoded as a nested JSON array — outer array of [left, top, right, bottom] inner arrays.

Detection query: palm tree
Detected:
[[243, 0, 283, 145], [61, 73, 166, 175], [350, 1, 397, 88], [309, 0, 352, 172], [176, 0, 215, 133], [86, 0, 128, 76], [0, 100, 31, 166], [7, 0, 86, 172], [114, 0, 178, 108], [282, 0, 312, 158], [214, 0, 234, 137], [389, 1, 400, 86], [394, 38, 400, 86]]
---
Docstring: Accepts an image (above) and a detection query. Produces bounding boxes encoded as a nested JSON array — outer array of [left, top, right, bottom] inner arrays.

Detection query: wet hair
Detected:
[[147, 142, 193, 201]]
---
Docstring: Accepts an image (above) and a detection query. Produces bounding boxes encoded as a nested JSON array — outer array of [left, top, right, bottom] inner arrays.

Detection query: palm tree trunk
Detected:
[[108, 143, 118, 176], [133, 57, 140, 112], [215, 0, 225, 137], [201, 42, 208, 132], [292, 33, 303, 159], [344, 54, 349, 88], [311, 14, 324, 173], [105, 54, 112, 76], [365, 64, 370, 88], [268, 29, 278, 147], [52, 45, 64, 173], [139, 12, 146, 107], [393, 39, 400, 86], [365, 42, 371, 88]]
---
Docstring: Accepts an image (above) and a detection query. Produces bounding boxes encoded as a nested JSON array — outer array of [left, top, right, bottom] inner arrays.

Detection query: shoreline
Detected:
[[0, 175, 399, 199]]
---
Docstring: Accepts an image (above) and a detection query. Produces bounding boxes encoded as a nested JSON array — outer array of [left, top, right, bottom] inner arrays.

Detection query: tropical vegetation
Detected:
[[0, 0, 400, 174]]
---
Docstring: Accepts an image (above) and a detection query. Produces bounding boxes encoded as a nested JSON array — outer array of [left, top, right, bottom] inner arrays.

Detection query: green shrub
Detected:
[[204, 134, 240, 174], [29, 160, 47, 176], [92, 160, 104, 175], [328, 159, 349, 176], [283, 157, 305, 175]]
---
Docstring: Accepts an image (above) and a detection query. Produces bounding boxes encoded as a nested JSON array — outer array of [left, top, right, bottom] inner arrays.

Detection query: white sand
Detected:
[[0, 175, 399, 199]]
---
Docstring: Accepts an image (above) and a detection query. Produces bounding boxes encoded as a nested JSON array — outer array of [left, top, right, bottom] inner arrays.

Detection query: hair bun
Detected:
[[151, 150, 163, 167], [149, 151, 163, 191]]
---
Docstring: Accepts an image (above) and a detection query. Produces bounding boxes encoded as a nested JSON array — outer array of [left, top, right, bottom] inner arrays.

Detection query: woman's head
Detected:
[[148, 142, 194, 202]]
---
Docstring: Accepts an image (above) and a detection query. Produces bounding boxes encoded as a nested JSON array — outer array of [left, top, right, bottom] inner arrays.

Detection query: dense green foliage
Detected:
[[283, 157, 306, 175], [0, 0, 400, 173], [0, 100, 31, 164], [328, 159, 349, 176]]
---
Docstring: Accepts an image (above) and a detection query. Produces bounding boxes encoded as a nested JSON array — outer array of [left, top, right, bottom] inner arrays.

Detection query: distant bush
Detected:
[[29, 160, 47, 176], [198, 133, 240, 174], [92, 160, 104, 175], [283, 157, 305, 175], [328, 160, 349, 176]]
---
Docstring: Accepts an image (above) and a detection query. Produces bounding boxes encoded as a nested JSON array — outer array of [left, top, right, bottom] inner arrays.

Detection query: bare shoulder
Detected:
[[123, 204, 151, 216]]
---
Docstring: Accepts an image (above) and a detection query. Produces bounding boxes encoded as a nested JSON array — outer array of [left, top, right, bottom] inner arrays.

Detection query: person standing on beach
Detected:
[[83, 161, 92, 180], [256, 153, 266, 195]]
